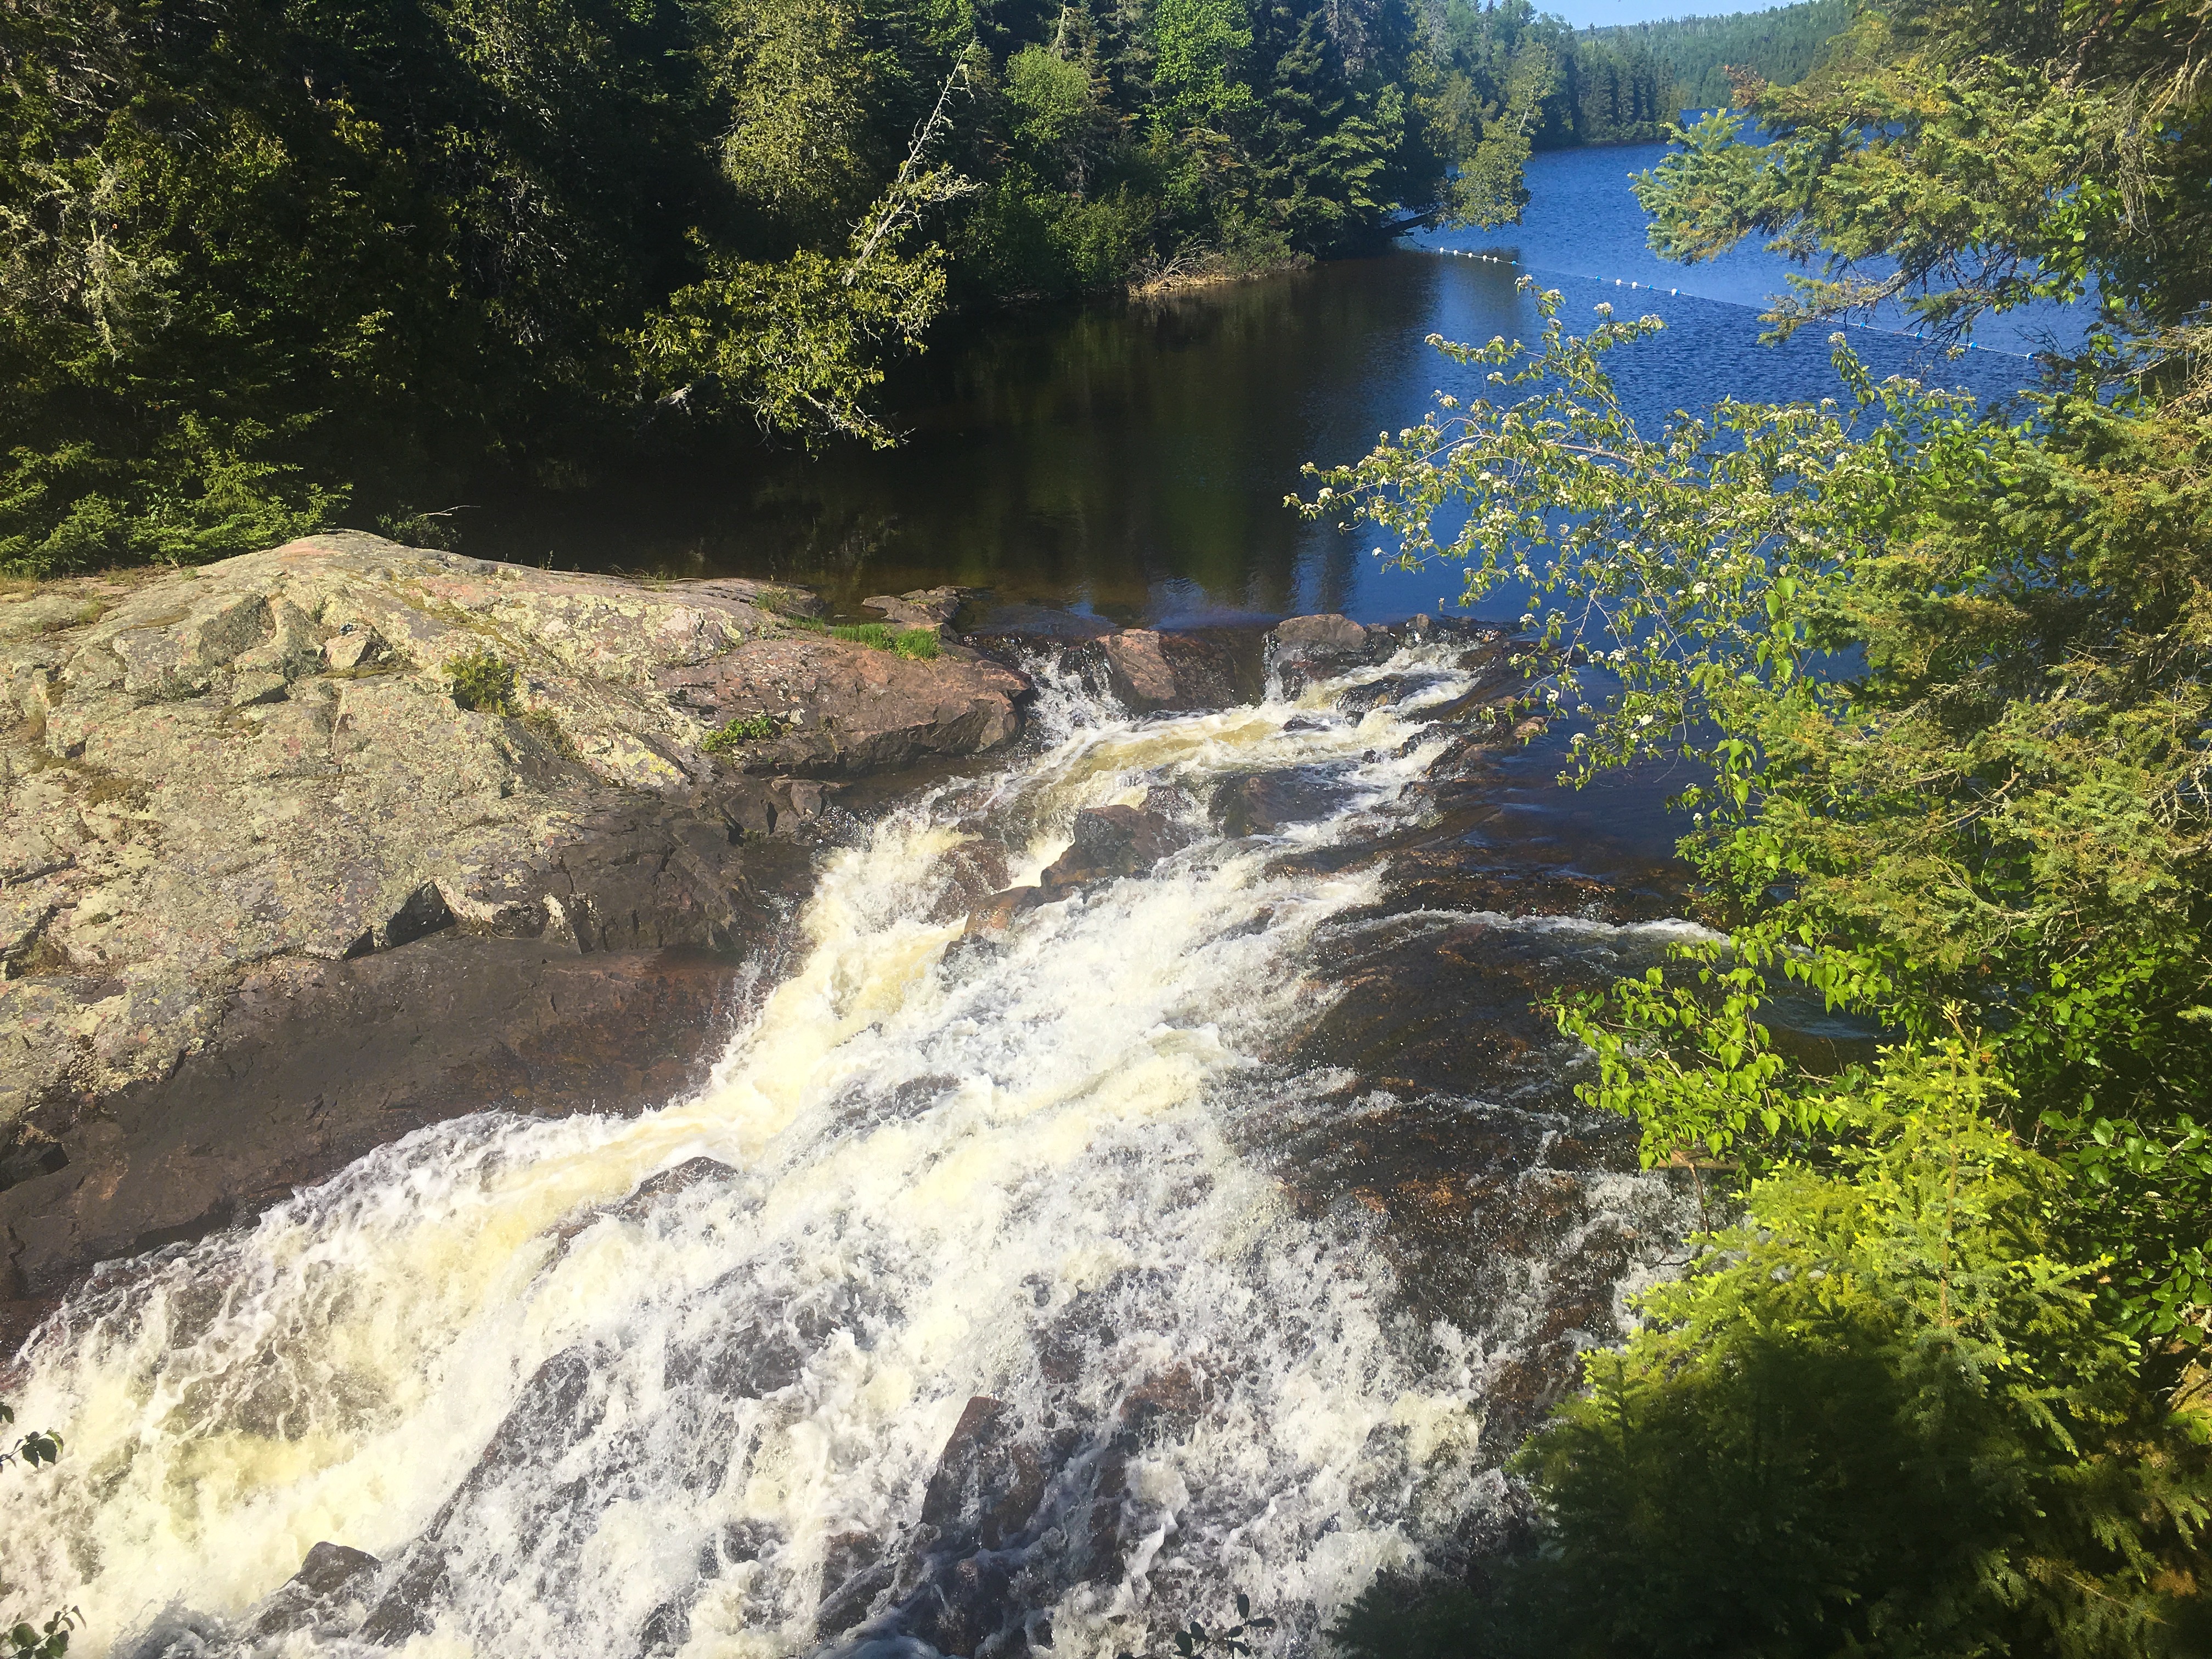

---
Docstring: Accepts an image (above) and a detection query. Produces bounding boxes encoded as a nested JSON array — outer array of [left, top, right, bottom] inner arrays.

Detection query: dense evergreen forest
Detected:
[[0, 0, 1846, 574], [1596, 0, 1851, 111], [1308, 0, 2212, 1651]]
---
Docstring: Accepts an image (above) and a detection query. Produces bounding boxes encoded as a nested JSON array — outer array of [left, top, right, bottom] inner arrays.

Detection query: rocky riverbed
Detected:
[[2, 562, 1723, 1659]]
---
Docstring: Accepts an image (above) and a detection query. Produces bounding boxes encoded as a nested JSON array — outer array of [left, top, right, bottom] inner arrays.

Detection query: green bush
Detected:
[[892, 627, 939, 660], [1331, 1051, 2212, 1659], [701, 712, 783, 753], [445, 647, 519, 716]]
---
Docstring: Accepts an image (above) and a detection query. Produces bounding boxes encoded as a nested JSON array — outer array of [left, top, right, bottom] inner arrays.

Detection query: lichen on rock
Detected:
[[0, 533, 1034, 1304]]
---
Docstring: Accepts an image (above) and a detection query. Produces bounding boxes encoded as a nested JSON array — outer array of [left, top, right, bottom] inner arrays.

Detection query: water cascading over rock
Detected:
[[4, 629, 1702, 1659]]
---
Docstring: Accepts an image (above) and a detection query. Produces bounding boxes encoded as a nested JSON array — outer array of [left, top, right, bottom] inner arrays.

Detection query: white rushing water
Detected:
[[3, 644, 1694, 1659]]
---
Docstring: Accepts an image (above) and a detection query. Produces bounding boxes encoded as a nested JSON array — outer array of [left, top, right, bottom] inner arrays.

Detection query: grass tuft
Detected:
[[821, 622, 941, 659], [702, 711, 784, 754], [447, 646, 519, 716]]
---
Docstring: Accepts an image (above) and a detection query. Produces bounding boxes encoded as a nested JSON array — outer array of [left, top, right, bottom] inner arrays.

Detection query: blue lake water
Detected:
[[499, 140, 2070, 632], [1416, 136, 2083, 362]]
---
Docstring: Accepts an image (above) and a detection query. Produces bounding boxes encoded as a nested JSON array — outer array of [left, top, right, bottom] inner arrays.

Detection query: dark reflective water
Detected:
[[472, 143, 2056, 630]]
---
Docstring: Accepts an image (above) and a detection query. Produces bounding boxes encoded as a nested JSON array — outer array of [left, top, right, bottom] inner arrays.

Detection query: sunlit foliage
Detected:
[[1307, 0, 2212, 1645]]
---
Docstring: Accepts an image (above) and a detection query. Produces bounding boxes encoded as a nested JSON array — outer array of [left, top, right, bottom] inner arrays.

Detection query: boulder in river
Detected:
[[1267, 612, 1392, 694], [964, 804, 1195, 941], [1039, 804, 1191, 889], [1214, 766, 1353, 835], [863, 587, 970, 631], [251, 1542, 383, 1639]]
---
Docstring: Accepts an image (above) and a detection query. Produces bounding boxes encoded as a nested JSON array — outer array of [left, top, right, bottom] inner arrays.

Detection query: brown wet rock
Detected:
[[250, 1542, 383, 1639], [658, 634, 1030, 779], [0, 531, 1041, 1322], [1336, 675, 1421, 715], [818, 1530, 896, 1640], [1118, 1359, 1210, 1437], [1284, 931, 1560, 1103], [1102, 630, 1178, 709], [1094, 629, 1257, 713], [1271, 1093, 1691, 1457], [1038, 804, 1190, 890], [1214, 766, 1352, 836], [921, 1396, 1049, 1550], [1, 939, 765, 1299], [1269, 735, 1691, 928], [964, 884, 1049, 941], [1268, 613, 1391, 694], [545, 1155, 742, 1263], [863, 1390, 1145, 1658], [863, 587, 972, 630], [975, 626, 1262, 715], [360, 1346, 610, 1643], [919, 838, 1015, 928]]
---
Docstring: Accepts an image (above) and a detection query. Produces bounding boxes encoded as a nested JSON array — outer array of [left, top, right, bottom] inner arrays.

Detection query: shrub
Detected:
[[1331, 1050, 2212, 1659], [446, 647, 519, 716], [701, 712, 783, 753]]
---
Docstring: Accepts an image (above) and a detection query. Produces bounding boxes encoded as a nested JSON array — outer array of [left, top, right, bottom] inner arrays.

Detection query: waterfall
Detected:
[[3, 641, 1699, 1659]]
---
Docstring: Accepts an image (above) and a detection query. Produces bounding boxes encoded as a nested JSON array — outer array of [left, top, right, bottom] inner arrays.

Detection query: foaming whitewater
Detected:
[[4, 642, 1695, 1659]]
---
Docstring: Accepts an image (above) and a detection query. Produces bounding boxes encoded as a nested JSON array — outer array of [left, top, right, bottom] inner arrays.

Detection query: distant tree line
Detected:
[[0, 0, 1846, 573], [1593, 0, 1852, 114]]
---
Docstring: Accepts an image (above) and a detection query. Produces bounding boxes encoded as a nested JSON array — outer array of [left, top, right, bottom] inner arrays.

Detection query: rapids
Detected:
[[4, 639, 1702, 1659]]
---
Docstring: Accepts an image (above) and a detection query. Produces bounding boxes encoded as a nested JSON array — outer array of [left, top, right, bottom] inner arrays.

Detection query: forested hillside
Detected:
[[1598, 0, 1850, 111], [0, 0, 1843, 574]]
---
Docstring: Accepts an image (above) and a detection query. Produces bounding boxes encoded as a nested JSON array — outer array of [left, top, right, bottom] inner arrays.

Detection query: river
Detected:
[[465, 138, 2050, 631], [4, 145, 2057, 1658]]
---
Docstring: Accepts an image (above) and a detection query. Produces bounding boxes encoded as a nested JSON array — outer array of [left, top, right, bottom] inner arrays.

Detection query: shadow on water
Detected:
[[470, 255, 1452, 623], [466, 243, 2045, 630]]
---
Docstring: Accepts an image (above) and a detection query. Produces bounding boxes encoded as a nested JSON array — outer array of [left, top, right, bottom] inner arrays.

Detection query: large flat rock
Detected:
[[0, 533, 1032, 1313]]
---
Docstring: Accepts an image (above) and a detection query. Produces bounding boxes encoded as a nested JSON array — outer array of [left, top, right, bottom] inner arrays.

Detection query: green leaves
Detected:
[[1631, 5, 2212, 349], [1505, 1094, 2212, 1654], [1150, 0, 1255, 132], [1301, 272, 2212, 1347], [1322, 9, 2212, 1651], [445, 647, 521, 718], [3, 1402, 72, 1657], [1553, 948, 1821, 1170], [1, 1404, 62, 1472], [633, 57, 972, 447], [700, 710, 784, 752], [636, 241, 949, 448], [4, 1610, 78, 1659]]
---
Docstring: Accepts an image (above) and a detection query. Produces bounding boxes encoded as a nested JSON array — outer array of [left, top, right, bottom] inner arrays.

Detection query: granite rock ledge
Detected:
[[0, 532, 1032, 1316]]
